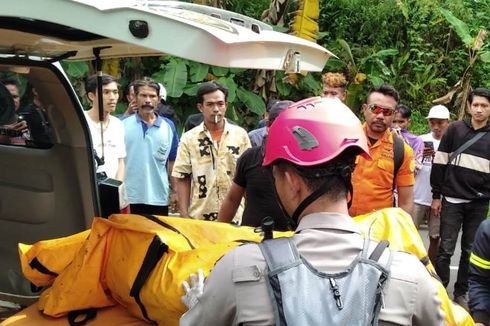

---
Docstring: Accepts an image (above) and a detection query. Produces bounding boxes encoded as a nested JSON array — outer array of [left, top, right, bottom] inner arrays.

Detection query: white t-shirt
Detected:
[[413, 132, 440, 206], [84, 112, 126, 179]]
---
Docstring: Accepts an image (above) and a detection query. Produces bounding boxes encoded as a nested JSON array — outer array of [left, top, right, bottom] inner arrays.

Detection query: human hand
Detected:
[[423, 147, 435, 158], [431, 199, 441, 218], [124, 100, 138, 116], [181, 269, 204, 310], [169, 193, 178, 214], [10, 120, 27, 132]]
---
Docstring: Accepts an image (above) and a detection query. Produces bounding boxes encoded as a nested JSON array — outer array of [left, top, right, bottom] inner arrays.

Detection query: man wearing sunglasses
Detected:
[[349, 85, 415, 217]]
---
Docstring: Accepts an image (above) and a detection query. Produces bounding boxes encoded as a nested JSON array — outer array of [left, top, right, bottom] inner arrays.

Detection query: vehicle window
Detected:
[[0, 73, 54, 148]]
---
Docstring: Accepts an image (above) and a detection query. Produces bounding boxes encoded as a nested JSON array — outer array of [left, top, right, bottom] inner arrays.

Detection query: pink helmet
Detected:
[[263, 97, 370, 167]]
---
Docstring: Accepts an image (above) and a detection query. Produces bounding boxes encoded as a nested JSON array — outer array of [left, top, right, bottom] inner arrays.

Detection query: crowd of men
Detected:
[[2, 71, 490, 324]]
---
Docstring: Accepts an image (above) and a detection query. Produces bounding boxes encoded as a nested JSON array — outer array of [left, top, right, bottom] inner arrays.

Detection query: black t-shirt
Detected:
[[234, 146, 289, 231]]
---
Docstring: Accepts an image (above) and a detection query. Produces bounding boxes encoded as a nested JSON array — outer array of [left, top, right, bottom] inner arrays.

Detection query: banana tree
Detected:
[[333, 39, 399, 114], [433, 8, 489, 120]]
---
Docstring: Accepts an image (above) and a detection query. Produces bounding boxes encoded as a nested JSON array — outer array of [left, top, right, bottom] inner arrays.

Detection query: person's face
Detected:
[[362, 92, 397, 134], [135, 85, 160, 115], [197, 90, 227, 127], [5, 84, 20, 111], [88, 82, 119, 113], [428, 118, 449, 139], [392, 112, 410, 130], [469, 95, 490, 125], [323, 86, 346, 102]]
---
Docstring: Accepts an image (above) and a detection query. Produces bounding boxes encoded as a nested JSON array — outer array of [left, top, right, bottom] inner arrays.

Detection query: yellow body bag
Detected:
[[23, 214, 280, 325], [19, 210, 473, 325], [354, 208, 474, 326]]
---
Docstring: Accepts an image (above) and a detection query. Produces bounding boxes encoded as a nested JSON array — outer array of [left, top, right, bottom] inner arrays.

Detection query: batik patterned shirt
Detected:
[[172, 119, 251, 222]]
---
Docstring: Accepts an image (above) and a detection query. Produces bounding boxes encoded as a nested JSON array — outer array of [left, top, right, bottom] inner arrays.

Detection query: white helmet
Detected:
[[158, 83, 167, 101]]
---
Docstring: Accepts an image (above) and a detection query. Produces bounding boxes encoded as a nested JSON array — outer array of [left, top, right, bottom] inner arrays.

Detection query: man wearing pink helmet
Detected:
[[180, 97, 444, 325]]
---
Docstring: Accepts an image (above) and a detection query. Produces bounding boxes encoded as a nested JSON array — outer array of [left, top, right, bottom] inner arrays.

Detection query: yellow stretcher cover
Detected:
[[17, 210, 473, 325], [354, 208, 474, 326], [20, 214, 284, 325], [0, 303, 147, 326]]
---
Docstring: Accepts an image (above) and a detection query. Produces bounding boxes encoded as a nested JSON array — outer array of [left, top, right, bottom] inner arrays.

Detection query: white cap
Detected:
[[427, 105, 450, 119], [158, 83, 167, 101]]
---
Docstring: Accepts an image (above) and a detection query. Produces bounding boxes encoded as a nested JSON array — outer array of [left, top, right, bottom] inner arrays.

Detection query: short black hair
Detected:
[[85, 74, 118, 95], [274, 147, 358, 202], [132, 77, 160, 95], [367, 84, 400, 104], [197, 81, 228, 104], [395, 103, 411, 119], [267, 100, 293, 127], [469, 88, 490, 105], [1, 78, 18, 88]]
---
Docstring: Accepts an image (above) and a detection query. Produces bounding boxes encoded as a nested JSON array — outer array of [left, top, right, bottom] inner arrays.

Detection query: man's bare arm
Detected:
[[175, 176, 191, 218], [218, 182, 245, 223], [397, 185, 414, 216]]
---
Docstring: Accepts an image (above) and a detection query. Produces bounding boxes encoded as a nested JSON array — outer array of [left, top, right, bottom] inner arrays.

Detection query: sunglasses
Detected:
[[367, 104, 395, 116]]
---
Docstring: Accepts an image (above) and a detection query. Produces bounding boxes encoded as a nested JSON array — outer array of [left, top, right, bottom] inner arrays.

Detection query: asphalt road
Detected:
[[419, 224, 461, 299]]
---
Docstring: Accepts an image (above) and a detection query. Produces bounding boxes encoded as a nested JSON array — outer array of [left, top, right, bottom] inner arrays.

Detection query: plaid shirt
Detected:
[[172, 119, 251, 222]]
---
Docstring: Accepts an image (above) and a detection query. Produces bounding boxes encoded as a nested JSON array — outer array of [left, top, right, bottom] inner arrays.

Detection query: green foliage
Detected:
[[439, 8, 473, 48], [318, 0, 490, 132]]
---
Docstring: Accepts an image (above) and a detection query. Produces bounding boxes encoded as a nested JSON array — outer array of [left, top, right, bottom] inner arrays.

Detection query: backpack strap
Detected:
[[361, 238, 392, 266], [259, 237, 300, 273], [448, 131, 487, 164], [368, 240, 390, 262], [392, 134, 404, 192]]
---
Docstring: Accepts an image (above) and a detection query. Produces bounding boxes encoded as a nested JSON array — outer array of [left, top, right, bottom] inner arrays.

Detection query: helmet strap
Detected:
[[290, 182, 331, 228], [291, 170, 354, 227]]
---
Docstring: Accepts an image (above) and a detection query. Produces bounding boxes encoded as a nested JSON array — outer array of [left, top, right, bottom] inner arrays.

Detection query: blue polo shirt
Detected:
[[123, 114, 174, 206]]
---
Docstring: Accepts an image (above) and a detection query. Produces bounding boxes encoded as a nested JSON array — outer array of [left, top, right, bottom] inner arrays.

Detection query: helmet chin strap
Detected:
[[288, 166, 354, 229]]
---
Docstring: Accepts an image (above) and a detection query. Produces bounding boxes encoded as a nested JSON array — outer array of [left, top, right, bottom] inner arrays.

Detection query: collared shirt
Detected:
[[349, 125, 415, 216], [123, 113, 174, 206], [172, 119, 251, 221], [180, 212, 444, 326], [248, 126, 267, 147]]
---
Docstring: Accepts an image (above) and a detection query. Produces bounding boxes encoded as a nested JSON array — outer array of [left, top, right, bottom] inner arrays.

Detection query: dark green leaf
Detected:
[[367, 74, 384, 87], [156, 60, 188, 98], [275, 71, 292, 97], [212, 66, 229, 77], [337, 39, 356, 70], [229, 68, 247, 74], [480, 51, 490, 63], [372, 49, 398, 58], [299, 73, 322, 94], [236, 87, 266, 116], [183, 83, 200, 97], [189, 62, 209, 83], [62, 61, 89, 78], [216, 76, 237, 103], [439, 8, 473, 48]]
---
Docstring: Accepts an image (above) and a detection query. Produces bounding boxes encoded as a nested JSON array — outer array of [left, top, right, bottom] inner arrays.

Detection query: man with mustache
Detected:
[[122, 78, 177, 215], [431, 88, 490, 310], [349, 85, 415, 217]]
